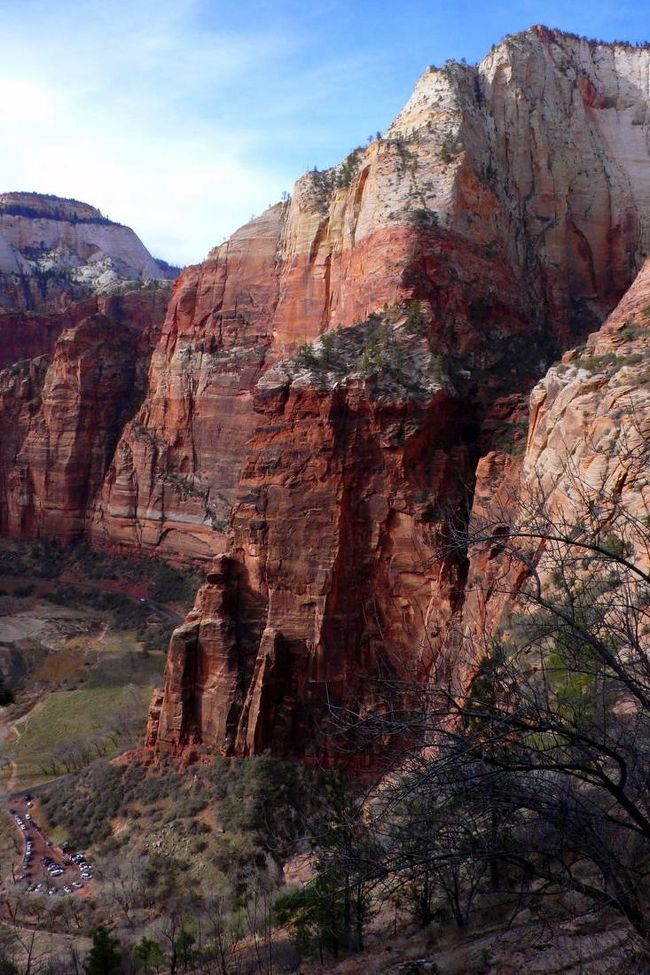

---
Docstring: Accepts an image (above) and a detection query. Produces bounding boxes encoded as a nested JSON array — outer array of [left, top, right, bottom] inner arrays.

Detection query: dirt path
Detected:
[[0, 697, 51, 800], [0, 708, 21, 796]]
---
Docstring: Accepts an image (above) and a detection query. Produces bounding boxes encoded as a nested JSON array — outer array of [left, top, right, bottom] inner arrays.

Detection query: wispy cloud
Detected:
[[3, 0, 647, 264], [0, 0, 310, 263]]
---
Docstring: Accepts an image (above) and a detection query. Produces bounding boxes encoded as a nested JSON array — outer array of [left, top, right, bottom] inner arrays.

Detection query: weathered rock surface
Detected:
[[0, 192, 177, 369], [151, 338, 474, 758], [0, 289, 170, 542], [461, 256, 650, 694], [0, 195, 174, 541], [4, 30, 650, 760], [0, 356, 50, 536], [524, 258, 650, 527], [0, 192, 176, 310], [90, 211, 281, 560], [144, 28, 650, 759], [100, 27, 650, 571]]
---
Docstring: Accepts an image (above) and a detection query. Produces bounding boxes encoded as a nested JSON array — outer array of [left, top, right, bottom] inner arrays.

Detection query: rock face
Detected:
[[460, 255, 650, 690], [5, 30, 650, 760], [95, 27, 650, 571], [519, 255, 650, 561], [0, 288, 170, 541], [0, 192, 177, 368], [0, 192, 175, 307], [0, 194, 174, 540], [142, 28, 650, 759], [151, 341, 474, 758]]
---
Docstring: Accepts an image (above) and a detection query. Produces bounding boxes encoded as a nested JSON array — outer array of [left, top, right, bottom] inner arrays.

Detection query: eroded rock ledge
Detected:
[[4, 29, 650, 761]]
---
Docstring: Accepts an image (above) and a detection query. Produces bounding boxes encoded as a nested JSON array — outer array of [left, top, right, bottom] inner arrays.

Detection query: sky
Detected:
[[1, 0, 648, 266]]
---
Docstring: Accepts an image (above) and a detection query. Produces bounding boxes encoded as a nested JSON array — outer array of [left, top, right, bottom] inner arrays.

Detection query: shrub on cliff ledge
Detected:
[[290, 311, 447, 395]]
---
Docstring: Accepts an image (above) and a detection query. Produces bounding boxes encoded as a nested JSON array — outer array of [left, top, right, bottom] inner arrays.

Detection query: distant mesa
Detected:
[[0, 191, 117, 225], [0, 191, 179, 312]]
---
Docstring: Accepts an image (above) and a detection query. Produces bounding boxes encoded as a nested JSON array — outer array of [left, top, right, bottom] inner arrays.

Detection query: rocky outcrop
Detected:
[[460, 256, 650, 694], [90, 212, 282, 560], [143, 28, 650, 759], [150, 328, 474, 758], [6, 313, 143, 540], [0, 195, 174, 541], [0, 192, 177, 369], [0, 192, 176, 311], [5, 30, 650, 760], [0, 288, 170, 541], [523, 260, 650, 521], [0, 356, 50, 535]]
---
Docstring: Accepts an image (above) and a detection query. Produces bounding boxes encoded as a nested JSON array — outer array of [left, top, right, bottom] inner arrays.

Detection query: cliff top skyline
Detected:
[[2, 0, 648, 266]]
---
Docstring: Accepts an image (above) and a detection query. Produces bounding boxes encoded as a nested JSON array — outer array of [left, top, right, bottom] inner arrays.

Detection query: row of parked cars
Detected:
[[7, 796, 94, 894], [42, 855, 64, 877], [11, 809, 29, 832], [70, 852, 94, 881], [27, 881, 83, 895]]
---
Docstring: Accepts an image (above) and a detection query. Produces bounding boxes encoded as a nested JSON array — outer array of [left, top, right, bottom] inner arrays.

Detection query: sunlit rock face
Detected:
[[0, 192, 176, 371], [5, 30, 650, 760], [140, 28, 650, 760], [519, 255, 650, 565], [0, 192, 175, 311], [96, 29, 650, 570], [461, 255, 650, 696]]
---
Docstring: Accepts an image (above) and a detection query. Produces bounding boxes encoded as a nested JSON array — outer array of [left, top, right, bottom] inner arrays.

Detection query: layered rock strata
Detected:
[[97, 27, 650, 569], [4, 30, 650, 760], [143, 29, 650, 759]]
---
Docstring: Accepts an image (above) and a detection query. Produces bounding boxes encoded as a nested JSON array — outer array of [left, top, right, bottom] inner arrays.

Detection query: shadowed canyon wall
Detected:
[[3, 28, 650, 760]]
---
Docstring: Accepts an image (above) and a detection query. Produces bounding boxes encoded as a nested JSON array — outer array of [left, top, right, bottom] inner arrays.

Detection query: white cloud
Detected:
[[0, 0, 302, 264], [0, 0, 403, 264]]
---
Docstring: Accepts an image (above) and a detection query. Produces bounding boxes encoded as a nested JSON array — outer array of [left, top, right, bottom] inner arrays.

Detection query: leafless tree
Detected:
[[325, 425, 650, 943]]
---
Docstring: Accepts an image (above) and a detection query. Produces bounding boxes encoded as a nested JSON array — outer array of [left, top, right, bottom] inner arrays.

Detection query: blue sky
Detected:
[[1, 0, 647, 265]]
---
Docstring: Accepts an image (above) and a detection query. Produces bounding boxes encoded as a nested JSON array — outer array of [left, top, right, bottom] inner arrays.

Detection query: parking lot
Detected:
[[6, 796, 94, 896]]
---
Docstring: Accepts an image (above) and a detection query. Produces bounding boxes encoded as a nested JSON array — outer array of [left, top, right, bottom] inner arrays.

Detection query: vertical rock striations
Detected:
[[145, 29, 650, 760], [0, 194, 175, 542], [4, 31, 650, 761], [0, 288, 171, 543]]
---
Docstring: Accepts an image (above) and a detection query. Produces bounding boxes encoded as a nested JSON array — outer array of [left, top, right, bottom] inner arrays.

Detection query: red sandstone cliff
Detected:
[[141, 29, 650, 759], [3, 29, 650, 760], [0, 195, 175, 541], [93, 27, 650, 567]]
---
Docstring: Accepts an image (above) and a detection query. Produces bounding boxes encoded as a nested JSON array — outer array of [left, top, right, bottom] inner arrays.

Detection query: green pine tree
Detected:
[[134, 937, 164, 974], [85, 927, 122, 975]]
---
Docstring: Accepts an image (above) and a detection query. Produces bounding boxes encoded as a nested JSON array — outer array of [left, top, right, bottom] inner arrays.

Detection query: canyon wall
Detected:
[[93, 27, 650, 570], [3, 28, 650, 760], [143, 29, 650, 759], [0, 194, 174, 538], [0, 192, 176, 368]]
